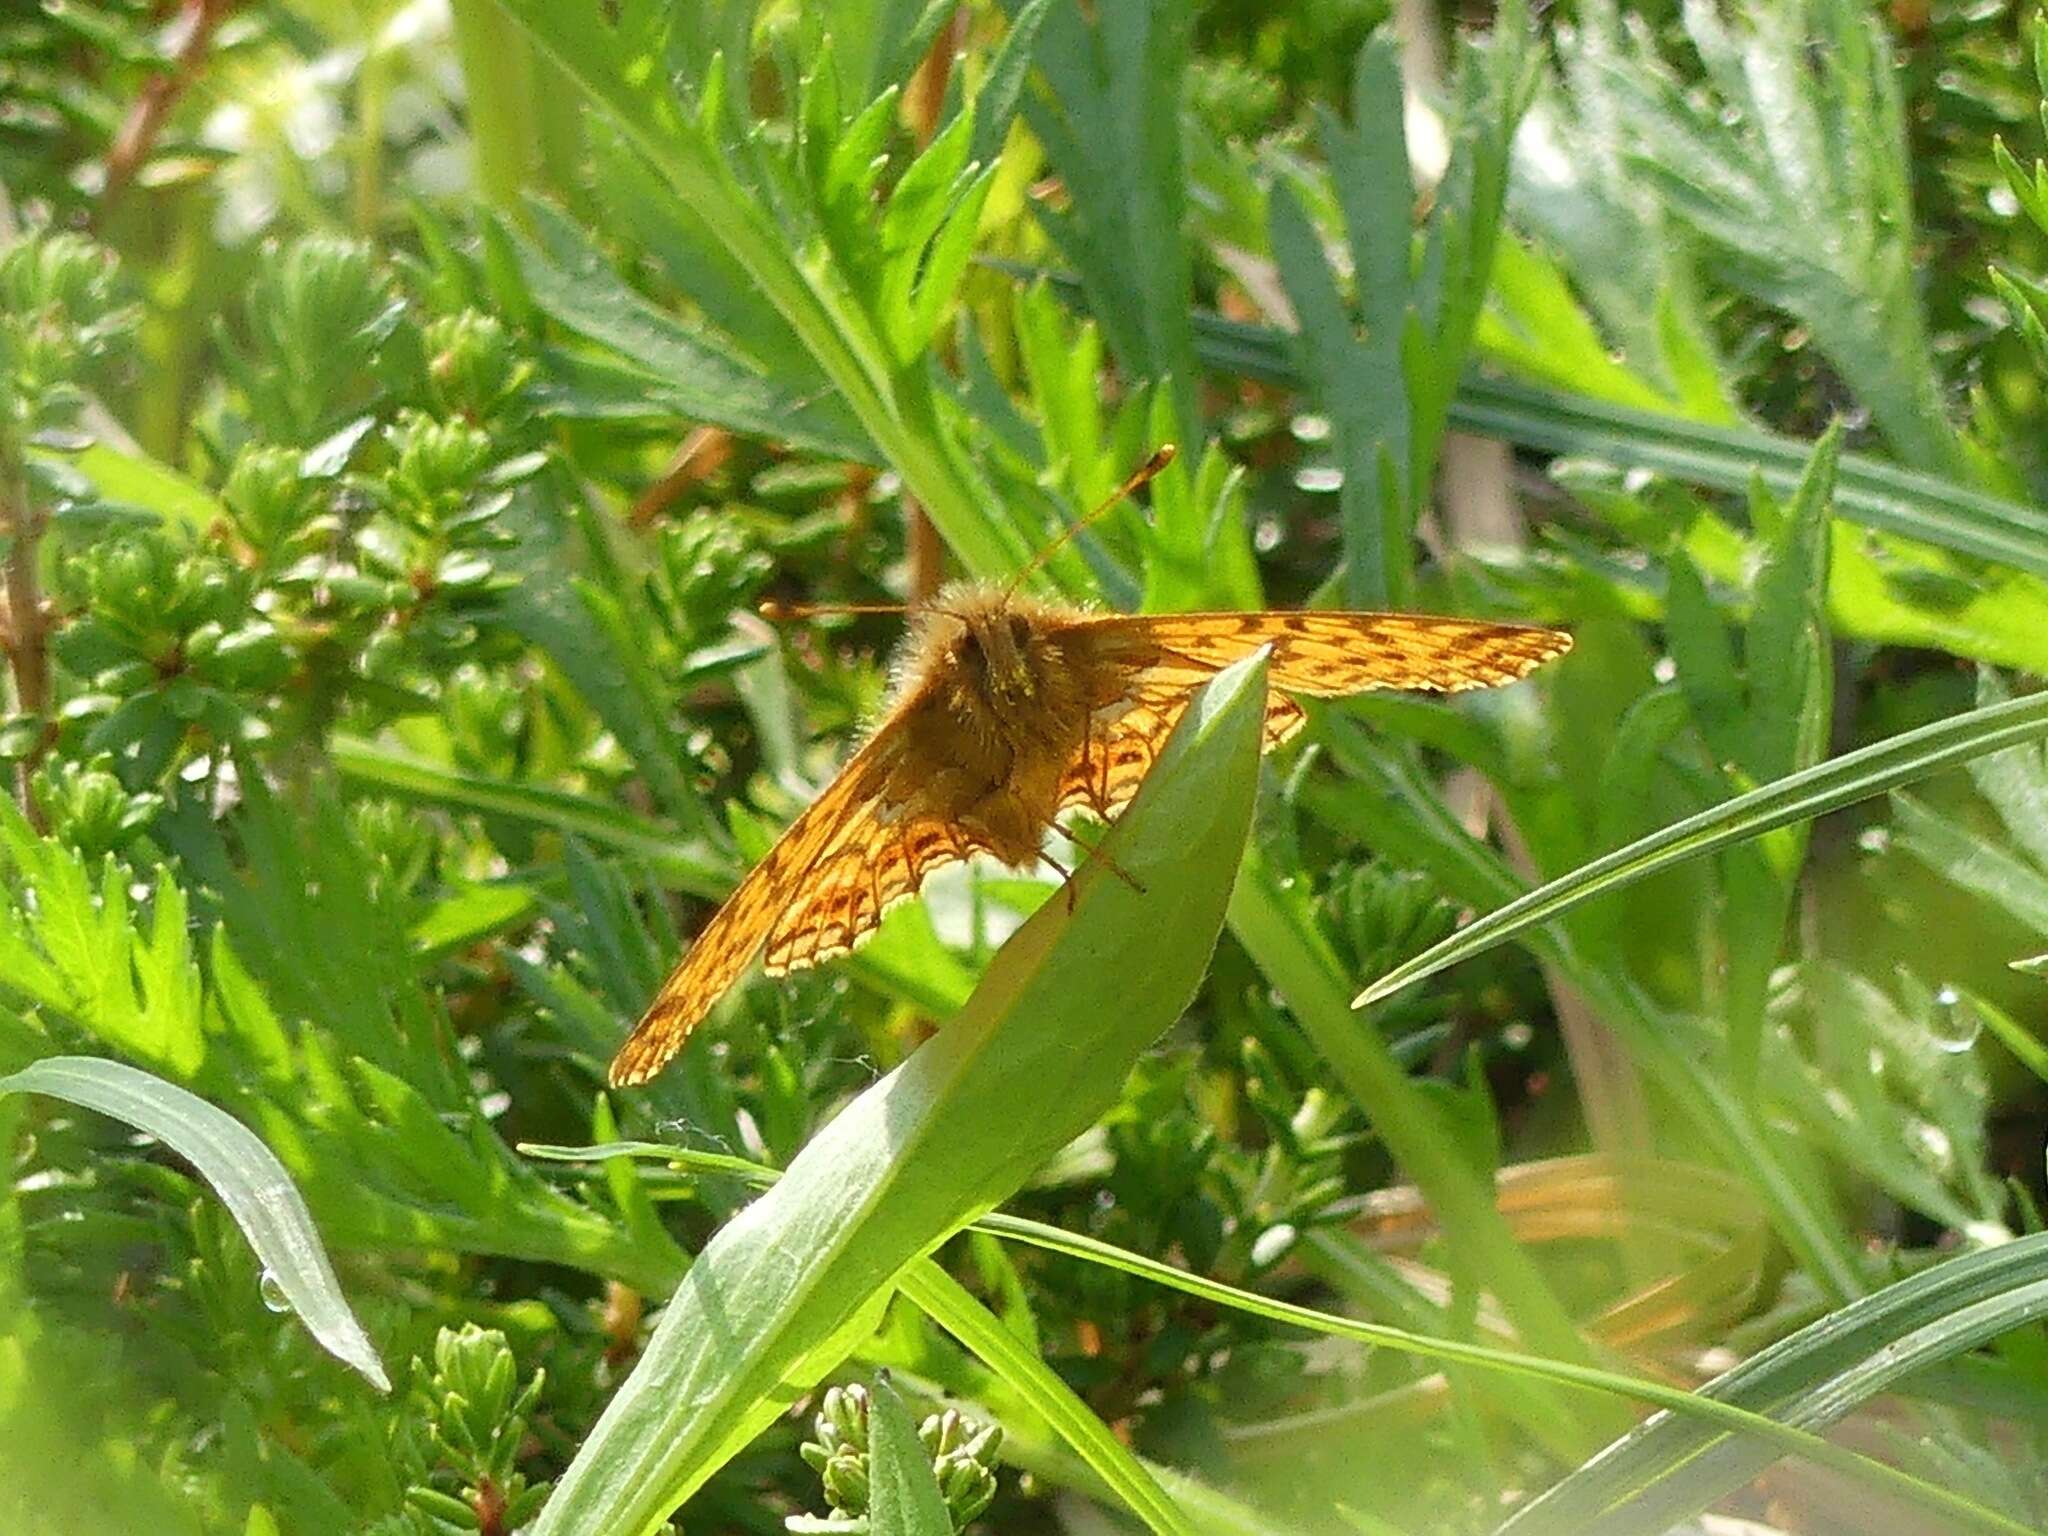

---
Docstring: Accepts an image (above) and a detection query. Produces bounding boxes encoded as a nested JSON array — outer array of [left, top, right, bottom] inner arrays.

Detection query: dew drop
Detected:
[[1929, 985, 1982, 1054], [1251, 1223, 1298, 1268], [258, 1269, 292, 1314]]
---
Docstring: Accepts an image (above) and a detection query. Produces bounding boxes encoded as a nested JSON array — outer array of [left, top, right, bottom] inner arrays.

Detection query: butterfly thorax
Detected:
[[889, 583, 1102, 865]]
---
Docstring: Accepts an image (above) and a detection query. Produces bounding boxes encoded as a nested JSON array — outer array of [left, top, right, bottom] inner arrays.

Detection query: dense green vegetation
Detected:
[[4, 1, 2048, 1531]]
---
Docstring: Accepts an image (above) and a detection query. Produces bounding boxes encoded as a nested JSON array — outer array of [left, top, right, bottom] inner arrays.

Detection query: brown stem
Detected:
[[904, 6, 969, 147], [905, 492, 944, 606], [0, 428, 47, 820], [99, 0, 239, 210], [627, 426, 733, 529]]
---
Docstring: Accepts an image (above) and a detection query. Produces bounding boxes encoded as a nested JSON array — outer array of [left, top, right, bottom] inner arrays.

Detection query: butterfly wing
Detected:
[[760, 813, 988, 974], [1057, 678, 1304, 822], [609, 694, 941, 1087], [1068, 610, 1573, 697], [1052, 610, 1565, 822]]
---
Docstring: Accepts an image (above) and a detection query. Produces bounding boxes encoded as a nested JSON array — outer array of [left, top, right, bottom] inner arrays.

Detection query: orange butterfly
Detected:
[[609, 450, 1571, 1086]]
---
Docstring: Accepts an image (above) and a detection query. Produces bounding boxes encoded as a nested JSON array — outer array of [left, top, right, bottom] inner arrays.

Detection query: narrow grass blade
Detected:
[[867, 1373, 953, 1536], [0, 1055, 389, 1391], [527, 653, 1271, 1536], [1493, 1233, 2048, 1535], [526, 1140, 2020, 1534], [331, 735, 728, 897], [1170, 296, 2048, 579], [899, 1260, 1198, 1536], [1356, 688, 2048, 1009]]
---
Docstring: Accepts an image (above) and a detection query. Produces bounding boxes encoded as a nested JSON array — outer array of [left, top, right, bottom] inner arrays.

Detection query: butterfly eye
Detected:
[[1007, 615, 1032, 647]]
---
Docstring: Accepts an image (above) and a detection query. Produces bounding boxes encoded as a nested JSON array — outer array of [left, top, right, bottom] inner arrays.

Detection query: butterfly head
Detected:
[[960, 604, 1041, 707]]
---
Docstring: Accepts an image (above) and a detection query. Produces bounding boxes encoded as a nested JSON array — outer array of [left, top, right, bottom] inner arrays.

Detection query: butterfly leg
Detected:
[[1040, 848, 1081, 914], [1062, 822, 1147, 897]]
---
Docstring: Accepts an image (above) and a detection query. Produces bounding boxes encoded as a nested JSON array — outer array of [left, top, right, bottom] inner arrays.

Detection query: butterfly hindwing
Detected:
[[761, 814, 986, 973], [1058, 678, 1304, 823]]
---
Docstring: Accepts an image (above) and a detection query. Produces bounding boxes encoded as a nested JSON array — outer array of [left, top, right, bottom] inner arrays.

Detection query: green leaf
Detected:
[[1224, 843, 1608, 1451], [971, 0, 1052, 168], [0, 1055, 389, 1391], [528, 651, 1270, 1535], [867, 1374, 954, 1536], [492, 0, 1026, 579], [1024, 0, 1200, 437], [1357, 688, 2048, 1009], [508, 202, 872, 459], [331, 735, 728, 897]]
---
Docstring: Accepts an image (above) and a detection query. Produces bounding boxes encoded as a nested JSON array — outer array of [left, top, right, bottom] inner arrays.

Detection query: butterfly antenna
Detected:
[[758, 599, 910, 622], [1003, 444, 1177, 600]]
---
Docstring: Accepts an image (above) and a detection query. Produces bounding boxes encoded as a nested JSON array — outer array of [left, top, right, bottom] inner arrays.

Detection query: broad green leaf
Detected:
[[1358, 688, 2048, 1009], [0, 1055, 389, 1391], [528, 652, 1271, 1535]]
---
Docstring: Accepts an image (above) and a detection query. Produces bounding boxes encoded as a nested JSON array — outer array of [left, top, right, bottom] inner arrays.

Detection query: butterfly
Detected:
[[608, 450, 1571, 1086]]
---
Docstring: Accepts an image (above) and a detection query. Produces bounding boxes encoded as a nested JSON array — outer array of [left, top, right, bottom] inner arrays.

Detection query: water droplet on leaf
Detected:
[[258, 1269, 291, 1314]]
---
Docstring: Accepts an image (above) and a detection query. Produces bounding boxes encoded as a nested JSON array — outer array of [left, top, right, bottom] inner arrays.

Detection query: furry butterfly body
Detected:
[[608, 581, 1571, 1086]]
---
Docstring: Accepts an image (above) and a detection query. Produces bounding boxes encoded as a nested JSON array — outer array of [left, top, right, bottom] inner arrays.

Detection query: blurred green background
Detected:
[[3, 0, 2048, 1532]]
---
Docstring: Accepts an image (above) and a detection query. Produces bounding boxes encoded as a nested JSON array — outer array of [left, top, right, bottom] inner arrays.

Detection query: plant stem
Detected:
[[100, 0, 239, 210], [0, 425, 45, 820]]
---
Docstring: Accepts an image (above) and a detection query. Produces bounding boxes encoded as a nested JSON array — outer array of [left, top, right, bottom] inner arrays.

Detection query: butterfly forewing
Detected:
[[1070, 611, 1573, 696], [608, 699, 925, 1087]]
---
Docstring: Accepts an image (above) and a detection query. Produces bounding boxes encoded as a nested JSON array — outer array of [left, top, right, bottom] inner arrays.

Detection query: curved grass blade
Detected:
[[1356, 688, 2048, 1008], [1492, 1233, 2048, 1535], [1002, 269, 2048, 579], [0, 1055, 389, 1391], [527, 653, 1272, 1536], [523, 1141, 2026, 1536], [332, 735, 727, 898]]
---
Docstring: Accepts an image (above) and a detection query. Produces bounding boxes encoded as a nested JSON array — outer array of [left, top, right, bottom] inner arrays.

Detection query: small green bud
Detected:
[[0, 229, 136, 419], [652, 518, 773, 647], [243, 235, 403, 436], [797, 1384, 1002, 1530], [30, 756, 162, 859], [820, 1449, 870, 1515], [423, 310, 533, 422], [383, 411, 496, 530], [222, 443, 320, 556]]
